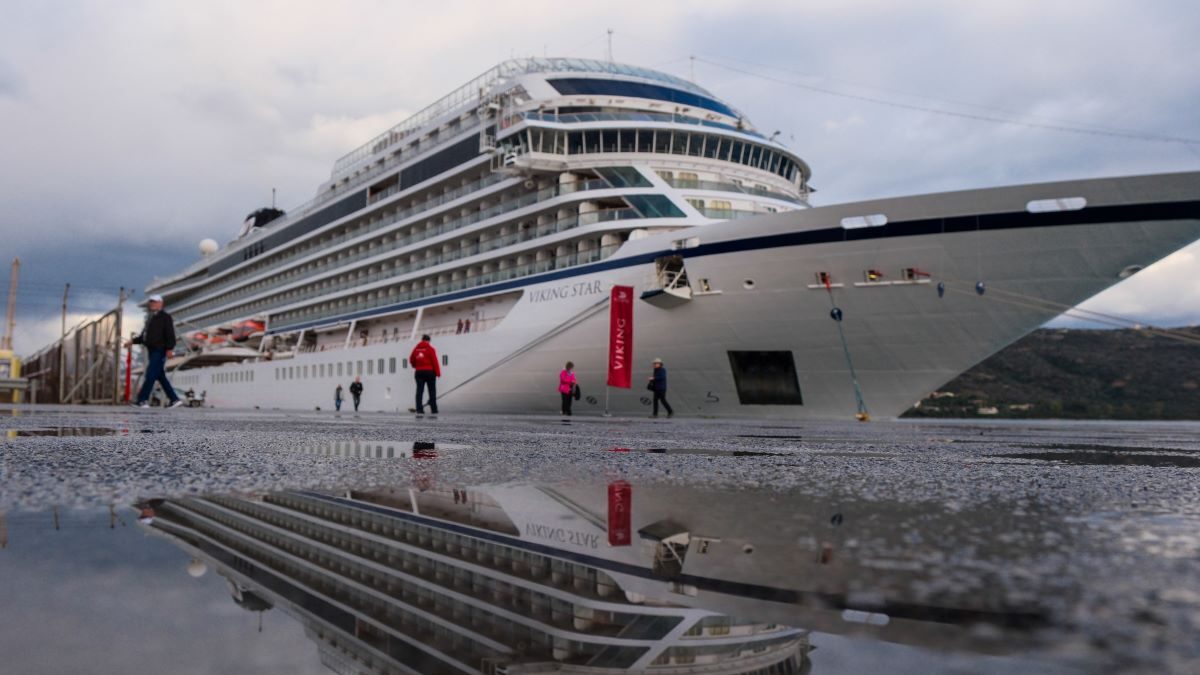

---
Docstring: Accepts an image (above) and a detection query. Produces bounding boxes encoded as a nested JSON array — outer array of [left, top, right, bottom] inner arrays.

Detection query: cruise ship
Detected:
[[146, 57, 1200, 418]]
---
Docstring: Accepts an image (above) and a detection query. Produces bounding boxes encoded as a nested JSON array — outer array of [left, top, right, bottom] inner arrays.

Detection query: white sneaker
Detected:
[[167, 400, 185, 409], [133, 401, 150, 408]]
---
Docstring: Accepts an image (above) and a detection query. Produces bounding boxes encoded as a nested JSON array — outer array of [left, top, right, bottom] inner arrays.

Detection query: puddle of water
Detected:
[[6, 427, 119, 437], [0, 480, 1094, 675], [1020, 442, 1197, 454], [997, 451, 1200, 468], [609, 447, 789, 457], [737, 434, 806, 440]]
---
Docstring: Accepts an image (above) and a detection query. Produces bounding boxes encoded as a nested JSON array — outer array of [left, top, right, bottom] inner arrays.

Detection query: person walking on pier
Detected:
[[409, 334, 440, 415], [558, 361, 578, 416], [349, 377, 363, 412], [648, 357, 673, 418], [334, 384, 344, 412], [126, 294, 183, 409]]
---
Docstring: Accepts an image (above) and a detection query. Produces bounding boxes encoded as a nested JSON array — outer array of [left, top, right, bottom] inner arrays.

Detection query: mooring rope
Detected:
[[824, 286, 870, 421]]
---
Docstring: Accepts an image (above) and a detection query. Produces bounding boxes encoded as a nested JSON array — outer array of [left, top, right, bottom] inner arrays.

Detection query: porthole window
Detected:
[[743, 279, 756, 290]]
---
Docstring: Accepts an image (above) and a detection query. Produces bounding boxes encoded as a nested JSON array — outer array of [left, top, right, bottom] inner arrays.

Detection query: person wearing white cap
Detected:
[[124, 294, 183, 408], [647, 357, 673, 418]]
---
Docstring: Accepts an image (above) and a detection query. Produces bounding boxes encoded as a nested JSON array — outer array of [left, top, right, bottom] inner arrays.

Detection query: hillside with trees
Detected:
[[903, 328, 1200, 420]]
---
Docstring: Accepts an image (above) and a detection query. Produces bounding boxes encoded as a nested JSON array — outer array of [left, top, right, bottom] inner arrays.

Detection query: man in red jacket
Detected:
[[409, 334, 441, 414]]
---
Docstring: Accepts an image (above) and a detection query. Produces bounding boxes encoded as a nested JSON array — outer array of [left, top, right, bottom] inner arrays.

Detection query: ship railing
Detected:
[[191, 173, 509, 301], [180, 159, 508, 299], [177, 176, 610, 313], [189, 207, 631, 330], [328, 56, 715, 180], [178, 185, 619, 319], [694, 206, 765, 220], [268, 241, 624, 332], [520, 110, 766, 139], [330, 64, 511, 177], [302, 316, 508, 353], [662, 177, 800, 204]]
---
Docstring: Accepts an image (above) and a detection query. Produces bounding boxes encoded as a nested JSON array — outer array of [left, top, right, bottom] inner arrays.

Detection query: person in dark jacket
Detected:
[[349, 377, 364, 412], [126, 294, 183, 408], [409, 334, 441, 414], [334, 384, 344, 412], [648, 357, 673, 418]]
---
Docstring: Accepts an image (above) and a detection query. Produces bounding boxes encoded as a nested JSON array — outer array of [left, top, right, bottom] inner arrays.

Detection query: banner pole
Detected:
[[604, 386, 611, 417]]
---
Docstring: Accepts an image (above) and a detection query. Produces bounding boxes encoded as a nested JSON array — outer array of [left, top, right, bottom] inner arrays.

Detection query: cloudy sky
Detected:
[[2, 0, 1198, 353]]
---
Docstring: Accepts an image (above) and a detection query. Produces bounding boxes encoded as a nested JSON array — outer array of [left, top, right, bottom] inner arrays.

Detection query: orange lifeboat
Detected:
[[231, 320, 266, 342]]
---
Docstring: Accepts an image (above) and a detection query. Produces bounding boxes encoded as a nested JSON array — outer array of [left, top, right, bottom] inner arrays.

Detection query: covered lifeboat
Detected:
[[231, 320, 266, 342]]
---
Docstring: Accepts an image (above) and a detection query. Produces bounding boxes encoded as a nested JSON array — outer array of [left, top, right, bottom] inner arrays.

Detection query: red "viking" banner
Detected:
[[606, 285, 634, 388]]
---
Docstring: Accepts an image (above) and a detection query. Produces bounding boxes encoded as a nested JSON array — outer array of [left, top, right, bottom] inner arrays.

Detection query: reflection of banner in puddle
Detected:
[[607, 480, 632, 546]]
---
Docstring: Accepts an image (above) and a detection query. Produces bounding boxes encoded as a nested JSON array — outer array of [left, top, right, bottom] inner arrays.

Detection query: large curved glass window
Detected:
[[525, 126, 803, 182], [548, 78, 738, 118]]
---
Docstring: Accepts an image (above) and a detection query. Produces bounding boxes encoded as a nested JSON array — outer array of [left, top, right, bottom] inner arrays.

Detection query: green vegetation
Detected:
[[903, 328, 1200, 420]]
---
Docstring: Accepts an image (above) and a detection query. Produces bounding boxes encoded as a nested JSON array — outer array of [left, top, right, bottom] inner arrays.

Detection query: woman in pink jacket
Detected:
[[558, 361, 577, 416]]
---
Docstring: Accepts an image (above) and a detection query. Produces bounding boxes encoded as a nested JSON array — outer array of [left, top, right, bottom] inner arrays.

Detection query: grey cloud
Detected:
[[0, 59, 24, 99], [275, 63, 320, 87]]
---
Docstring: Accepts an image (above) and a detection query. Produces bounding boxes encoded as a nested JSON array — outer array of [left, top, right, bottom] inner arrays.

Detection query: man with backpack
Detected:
[[409, 334, 441, 415]]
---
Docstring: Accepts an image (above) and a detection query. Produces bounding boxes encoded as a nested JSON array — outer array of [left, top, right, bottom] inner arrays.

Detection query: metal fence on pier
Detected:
[[24, 299, 125, 404]]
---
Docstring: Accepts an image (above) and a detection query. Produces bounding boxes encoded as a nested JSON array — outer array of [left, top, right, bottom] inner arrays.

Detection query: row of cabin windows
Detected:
[[214, 370, 253, 384], [181, 170, 501, 310], [258, 492, 653, 624], [272, 355, 448, 381], [179, 176, 607, 319], [210, 232, 624, 329], [196, 493, 666, 659], [523, 127, 801, 183], [201, 495, 654, 641], [171, 501, 504, 667]]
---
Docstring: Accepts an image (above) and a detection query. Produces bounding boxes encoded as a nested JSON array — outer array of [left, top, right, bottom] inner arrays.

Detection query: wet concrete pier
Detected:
[[2, 405, 1199, 673]]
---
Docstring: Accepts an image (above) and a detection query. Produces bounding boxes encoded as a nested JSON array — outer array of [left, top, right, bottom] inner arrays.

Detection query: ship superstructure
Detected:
[[150, 58, 807, 342]]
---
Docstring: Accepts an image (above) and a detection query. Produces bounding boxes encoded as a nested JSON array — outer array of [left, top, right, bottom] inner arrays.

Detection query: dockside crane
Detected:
[[2, 257, 17, 350]]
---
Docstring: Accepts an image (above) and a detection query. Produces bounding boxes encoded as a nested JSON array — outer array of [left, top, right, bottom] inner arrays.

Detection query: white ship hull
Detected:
[[167, 172, 1200, 420]]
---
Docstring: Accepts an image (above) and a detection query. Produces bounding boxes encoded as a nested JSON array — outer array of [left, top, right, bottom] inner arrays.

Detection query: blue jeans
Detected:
[[138, 349, 179, 404]]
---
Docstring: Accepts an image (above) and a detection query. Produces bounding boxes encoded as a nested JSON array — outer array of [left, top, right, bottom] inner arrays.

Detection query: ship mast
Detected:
[[1, 257, 18, 350]]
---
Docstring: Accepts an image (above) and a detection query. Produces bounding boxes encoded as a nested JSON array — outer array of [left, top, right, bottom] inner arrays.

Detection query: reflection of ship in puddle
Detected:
[[5, 426, 120, 437], [143, 487, 813, 673], [140, 478, 1048, 673], [292, 439, 468, 459]]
